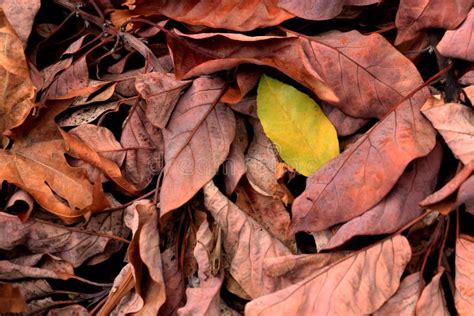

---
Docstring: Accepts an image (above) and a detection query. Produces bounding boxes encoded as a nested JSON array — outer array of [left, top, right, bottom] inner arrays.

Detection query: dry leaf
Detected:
[[437, 8, 474, 62], [0, 283, 26, 313], [0, 0, 40, 47], [245, 235, 411, 315], [160, 77, 235, 215], [455, 236, 474, 315], [415, 268, 449, 315]]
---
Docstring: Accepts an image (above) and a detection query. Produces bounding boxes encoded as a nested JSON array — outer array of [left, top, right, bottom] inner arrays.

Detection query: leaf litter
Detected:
[[0, 0, 473, 314]]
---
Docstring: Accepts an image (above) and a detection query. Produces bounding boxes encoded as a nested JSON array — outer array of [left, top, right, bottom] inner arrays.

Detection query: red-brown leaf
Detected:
[[160, 77, 235, 215], [437, 8, 474, 62], [455, 236, 474, 315]]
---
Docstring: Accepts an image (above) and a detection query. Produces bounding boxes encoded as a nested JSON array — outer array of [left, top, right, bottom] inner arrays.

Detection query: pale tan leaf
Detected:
[[455, 236, 474, 315]]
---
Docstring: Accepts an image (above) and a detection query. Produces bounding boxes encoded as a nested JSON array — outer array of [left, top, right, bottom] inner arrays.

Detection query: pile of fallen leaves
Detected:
[[0, 0, 473, 315]]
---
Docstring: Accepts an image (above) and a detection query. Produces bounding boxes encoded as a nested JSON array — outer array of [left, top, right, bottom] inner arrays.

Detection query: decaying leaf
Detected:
[[160, 77, 235, 215], [257, 75, 339, 176], [0, 283, 26, 314], [203, 181, 292, 298], [245, 235, 411, 315], [0, 9, 36, 133], [455, 236, 474, 315]]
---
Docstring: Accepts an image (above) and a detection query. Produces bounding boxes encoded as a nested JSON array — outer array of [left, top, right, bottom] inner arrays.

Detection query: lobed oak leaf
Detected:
[[395, 0, 472, 45], [203, 181, 293, 298], [245, 235, 412, 315], [291, 92, 435, 233], [160, 77, 235, 216], [0, 9, 36, 133], [323, 143, 442, 250], [415, 268, 449, 315], [455, 236, 474, 315]]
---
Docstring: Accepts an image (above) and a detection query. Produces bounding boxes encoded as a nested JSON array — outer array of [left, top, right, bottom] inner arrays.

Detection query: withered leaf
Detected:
[[374, 272, 423, 316], [0, 140, 108, 222], [437, 8, 474, 62], [120, 106, 164, 190], [160, 77, 235, 215], [135, 71, 191, 129], [0, 9, 36, 133], [245, 235, 411, 315], [455, 235, 474, 315], [291, 92, 435, 233], [117, 0, 293, 31], [0, 283, 26, 313], [177, 219, 223, 316], [167, 29, 425, 118], [422, 101, 474, 165], [204, 181, 293, 299], [69, 124, 126, 183], [223, 116, 248, 195], [0, 210, 129, 267], [0, 0, 40, 47], [395, 0, 472, 45], [415, 269, 449, 315], [324, 144, 442, 249], [0, 254, 74, 281]]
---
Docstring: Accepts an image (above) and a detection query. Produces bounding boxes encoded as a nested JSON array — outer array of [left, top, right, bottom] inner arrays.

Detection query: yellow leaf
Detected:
[[257, 75, 339, 176]]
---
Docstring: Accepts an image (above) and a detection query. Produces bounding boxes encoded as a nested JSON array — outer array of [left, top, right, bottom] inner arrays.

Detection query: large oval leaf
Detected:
[[257, 75, 339, 176]]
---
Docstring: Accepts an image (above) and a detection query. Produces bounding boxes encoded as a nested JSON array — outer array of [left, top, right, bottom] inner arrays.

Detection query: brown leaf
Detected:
[[160, 77, 235, 215], [0, 0, 40, 47], [58, 101, 121, 128], [120, 106, 164, 190], [415, 268, 449, 315], [0, 140, 108, 222], [99, 200, 165, 315], [177, 219, 223, 316], [422, 101, 474, 165], [437, 8, 474, 62], [221, 66, 262, 104], [69, 124, 125, 183], [0, 210, 129, 267], [235, 181, 295, 250], [47, 304, 89, 316], [245, 235, 412, 315], [291, 92, 435, 233], [324, 144, 442, 249], [320, 102, 369, 136], [456, 175, 474, 214], [0, 9, 36, 133], [0, 283, 26, 313], [455, 235, 474, 315], [395, 0, 472, 45], [6, 189, 34, 221], [43, 57, 89, 101], [0, 254, 74, 280], [374, 272, 423, 316], [160, 247, 185, 316], [118, 0, 293, 31], [277, 0, 381, 20], [60, 129, 139, 195], [167, 30, 425, 118], [14, 280, 53, 301], [135, 72, 191, 129], [203, 181, 293, 298], [223, 116, 248, 195]]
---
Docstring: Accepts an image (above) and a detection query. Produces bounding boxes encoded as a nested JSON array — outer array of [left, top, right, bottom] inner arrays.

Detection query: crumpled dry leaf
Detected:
[[0, 253, 74, 280], [415, 268, 449, 315], [160, 247, 185, 316], [135, 71, 191, 129], [323, 144, 442, 249], [245, 235, 412, 315], [47, 304, 89, 316], [203, 181, 293, 299], [455, 235, 474, 315], [60, 129, 139, 195], [373, 272, 423, 316], [178, 219, 223, 316], [395, 0, 472, 45], [68, 124, 126, 183], [160, 77, 235, 215], [0, 9, 36, 133], [291, 92, 435, 233], [6, 189, 34, 221], [223, 116, 248, 195], [99, 200, 165, 316], [421, 101, 474, 165], [0, 140, 109, 222], [221, 66, 261, 104], [437, 8, 474, 62], [0, 209, 129, 267]]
